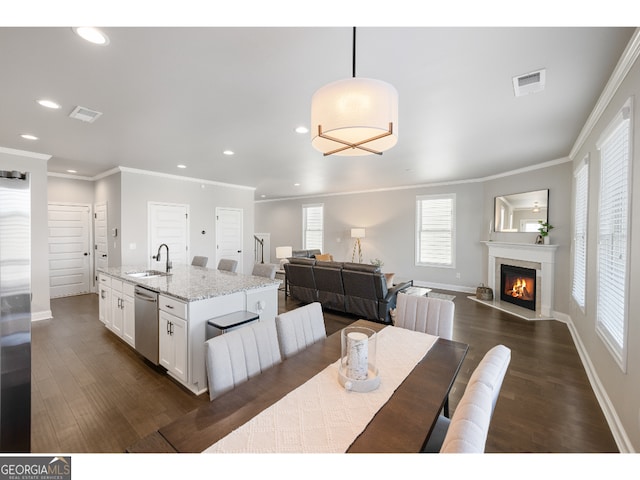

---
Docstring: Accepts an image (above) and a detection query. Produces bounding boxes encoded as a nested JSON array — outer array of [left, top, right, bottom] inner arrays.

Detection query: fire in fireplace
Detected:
[[501, 264, 536, 311]]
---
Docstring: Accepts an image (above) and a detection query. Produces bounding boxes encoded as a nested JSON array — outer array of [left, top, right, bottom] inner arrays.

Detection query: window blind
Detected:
[[572, 158, 589, 309], [596, 100, 632, 368], [416, 194, 455, 267], [303, 204, 323, 251]]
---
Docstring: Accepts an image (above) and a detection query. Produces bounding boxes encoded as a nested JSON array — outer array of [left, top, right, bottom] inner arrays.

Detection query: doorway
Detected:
[[148, 202, 190, 268], [216, 207, 243, 273], [48, 203, 92, 297]]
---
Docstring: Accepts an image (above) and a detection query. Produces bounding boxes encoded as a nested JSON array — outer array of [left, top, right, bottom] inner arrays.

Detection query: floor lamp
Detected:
[[351, 228, 365, 263]]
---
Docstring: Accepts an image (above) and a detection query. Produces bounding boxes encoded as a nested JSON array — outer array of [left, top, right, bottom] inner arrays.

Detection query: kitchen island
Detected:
[[97, 264, 279, 395]]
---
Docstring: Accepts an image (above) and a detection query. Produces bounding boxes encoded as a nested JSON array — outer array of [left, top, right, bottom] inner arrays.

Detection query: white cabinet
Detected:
[[99, 273, 135, 348], [98, 274, 112, 329], [159, 296, 188, 383]]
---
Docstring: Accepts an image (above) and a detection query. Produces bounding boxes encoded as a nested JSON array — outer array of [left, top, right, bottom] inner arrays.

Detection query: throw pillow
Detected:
[[315, 253, 333, 261]]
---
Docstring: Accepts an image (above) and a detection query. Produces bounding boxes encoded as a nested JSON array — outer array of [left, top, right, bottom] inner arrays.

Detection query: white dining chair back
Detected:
[[395, 292, 455, 340], [217, 258, 238, 272], [275, 302, 327, 359], [423, 344, 511, 453], [205, 319, 282, 401], [191, 256, 208, 267], [252, 263, 277, 279]]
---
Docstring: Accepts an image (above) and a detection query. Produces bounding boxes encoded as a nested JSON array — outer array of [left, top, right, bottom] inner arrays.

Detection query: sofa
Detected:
[[284, 258, 412, 324]]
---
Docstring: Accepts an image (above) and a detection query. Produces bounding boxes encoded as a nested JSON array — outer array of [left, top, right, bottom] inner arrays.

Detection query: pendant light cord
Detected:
[[352, 26, 356, 78]]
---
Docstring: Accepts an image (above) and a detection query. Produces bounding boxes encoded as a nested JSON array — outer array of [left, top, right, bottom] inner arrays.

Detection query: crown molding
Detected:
[[0, 146, 51, 161], [570, 27, 640, 159], [117, 166, 255, 191]]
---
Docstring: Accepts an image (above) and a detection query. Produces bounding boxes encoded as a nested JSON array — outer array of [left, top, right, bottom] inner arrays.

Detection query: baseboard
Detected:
[[31, 310, 53, 322], [411, 280, 476, 295], [560, 311, 635, 453]]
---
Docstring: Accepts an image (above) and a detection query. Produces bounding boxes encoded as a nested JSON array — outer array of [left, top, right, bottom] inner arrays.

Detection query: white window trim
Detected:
[[415, 193, 456, 268], [302, 203, 324, 252], [571, 154, 589, 313], [595, 97, 633, 372]]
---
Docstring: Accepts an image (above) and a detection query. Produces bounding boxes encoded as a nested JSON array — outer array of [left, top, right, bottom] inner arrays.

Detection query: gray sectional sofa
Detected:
[[284, 257, 412, 324]]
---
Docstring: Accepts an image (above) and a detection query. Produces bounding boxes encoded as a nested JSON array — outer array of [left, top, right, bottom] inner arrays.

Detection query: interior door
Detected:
[[48, 203, 92, 297], [149, 202, 189, 268], [94, 202, 108, 277], [216, 207, 243, 273]]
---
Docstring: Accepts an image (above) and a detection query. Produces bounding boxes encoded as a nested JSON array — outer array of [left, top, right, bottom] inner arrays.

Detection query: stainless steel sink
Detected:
[[126, 270, 171, 279]]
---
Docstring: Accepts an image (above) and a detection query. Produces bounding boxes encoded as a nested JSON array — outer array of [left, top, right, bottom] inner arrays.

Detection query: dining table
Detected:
[[128, 319, 468, 453]]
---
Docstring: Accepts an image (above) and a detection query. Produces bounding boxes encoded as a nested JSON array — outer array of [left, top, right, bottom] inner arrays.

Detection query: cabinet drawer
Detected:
[[98, 274, 111, 287], [159, 295, 187, 319], [111, 279, 123, 292], [122, 281, 135, 297]]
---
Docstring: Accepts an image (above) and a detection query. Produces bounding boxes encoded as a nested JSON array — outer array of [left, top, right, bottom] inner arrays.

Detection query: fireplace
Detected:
[[500, 264, 536, 311]]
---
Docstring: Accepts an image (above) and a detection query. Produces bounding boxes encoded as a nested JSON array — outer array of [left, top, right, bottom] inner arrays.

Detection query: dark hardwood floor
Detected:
[[31, 290, 618, 453]]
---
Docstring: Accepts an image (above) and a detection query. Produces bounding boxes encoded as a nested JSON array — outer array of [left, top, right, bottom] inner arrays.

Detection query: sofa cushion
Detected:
[[342, 262, 381, 273], [288, 257, 316, 266]]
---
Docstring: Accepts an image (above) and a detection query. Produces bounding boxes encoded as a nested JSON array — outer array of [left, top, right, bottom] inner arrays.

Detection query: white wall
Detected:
[[119, 170, 256, 274], [95, 172, 122, 267], [48, 175, 95, 204], [569, 45, 640, 452], [0, 148, 51, 320]]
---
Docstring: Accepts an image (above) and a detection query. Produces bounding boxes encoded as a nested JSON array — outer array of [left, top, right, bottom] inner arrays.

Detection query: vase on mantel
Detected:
[[543, 236, 550, 245]]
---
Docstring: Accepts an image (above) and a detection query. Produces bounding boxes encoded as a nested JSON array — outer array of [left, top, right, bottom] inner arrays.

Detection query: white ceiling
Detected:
[[0, 26, 634, 200]]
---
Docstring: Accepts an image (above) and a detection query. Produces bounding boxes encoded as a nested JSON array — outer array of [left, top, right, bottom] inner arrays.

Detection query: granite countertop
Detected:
[[98, 264, 280, 302]]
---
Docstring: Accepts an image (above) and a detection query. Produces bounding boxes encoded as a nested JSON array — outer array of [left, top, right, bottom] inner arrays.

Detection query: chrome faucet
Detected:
[[153, 243, 172, 272]]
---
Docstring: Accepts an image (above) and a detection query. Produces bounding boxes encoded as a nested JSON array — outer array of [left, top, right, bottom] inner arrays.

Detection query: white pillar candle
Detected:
[[346, 331, 369, 380]]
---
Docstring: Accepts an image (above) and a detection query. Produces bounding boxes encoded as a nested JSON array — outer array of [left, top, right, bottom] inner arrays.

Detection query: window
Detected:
[[596, 98, 632, 370], [302, 204, 323, 251], [572, 156, 589, 310], [416, 194, 456, 267]]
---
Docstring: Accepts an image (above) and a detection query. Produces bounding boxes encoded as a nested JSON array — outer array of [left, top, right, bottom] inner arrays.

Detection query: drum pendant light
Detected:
[[311, 27, 398, 156]]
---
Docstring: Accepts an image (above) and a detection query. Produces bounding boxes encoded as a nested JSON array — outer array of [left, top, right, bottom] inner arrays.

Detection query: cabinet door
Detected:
[[111, 294, 123, 336], [99, 286, 112, 328], [159, 310, 174, 372], [158, 310, 188, 382], [122, 294, 135, 347], [171, 316, 188, 382]]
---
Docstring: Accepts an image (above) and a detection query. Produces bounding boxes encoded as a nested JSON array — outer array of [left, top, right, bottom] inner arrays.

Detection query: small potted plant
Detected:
[[537, 220, 554, 245]]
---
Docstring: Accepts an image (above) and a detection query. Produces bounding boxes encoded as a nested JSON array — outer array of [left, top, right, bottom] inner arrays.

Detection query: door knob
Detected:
[[84, 252, 89, 256], [102, 254, 107, 258]]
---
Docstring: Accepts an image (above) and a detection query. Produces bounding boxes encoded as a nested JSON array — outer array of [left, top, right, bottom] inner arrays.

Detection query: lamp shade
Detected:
[[311, 77, 398, 156], [351, 228, 366, 239], [275, 246, 293, 259]]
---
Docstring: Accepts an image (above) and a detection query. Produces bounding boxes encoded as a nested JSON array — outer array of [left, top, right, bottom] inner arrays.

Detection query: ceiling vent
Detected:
[[69, 106, 103, 123], [512, 69, 546, 97]]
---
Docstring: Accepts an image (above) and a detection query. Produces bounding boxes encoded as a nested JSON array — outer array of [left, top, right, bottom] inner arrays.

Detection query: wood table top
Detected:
[[135, 320, 468, 453]]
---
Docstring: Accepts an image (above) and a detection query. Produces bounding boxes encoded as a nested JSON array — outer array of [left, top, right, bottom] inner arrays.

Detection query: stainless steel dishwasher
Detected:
[[134, 286, 159, 365]]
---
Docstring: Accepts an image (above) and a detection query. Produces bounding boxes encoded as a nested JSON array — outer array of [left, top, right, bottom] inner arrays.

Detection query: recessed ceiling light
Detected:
[[294, 183, 300, 187], [67, 169, 77, 174], [177, 164, 187, 169], [37, 99, 61, 109], [223, 150, 234, 156], [72, 27, 110, 46], [295, 126, 309, 134], [261, 194, 266, 198], [20, 134, 38, 140]]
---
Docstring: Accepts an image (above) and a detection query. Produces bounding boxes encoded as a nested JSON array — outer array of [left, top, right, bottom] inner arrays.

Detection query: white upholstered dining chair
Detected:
[[204, 319, 282, 401], [394, 292, 455, 340], [275, 302, 327, 359], [422, 344, 511, 453]]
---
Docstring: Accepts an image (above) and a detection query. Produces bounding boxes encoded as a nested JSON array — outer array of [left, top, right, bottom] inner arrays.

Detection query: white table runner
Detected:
[[203, 326, 438, 453]]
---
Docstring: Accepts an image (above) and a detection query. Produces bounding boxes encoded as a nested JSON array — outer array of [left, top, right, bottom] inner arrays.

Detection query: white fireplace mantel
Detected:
[[482, 241, 558, 319]]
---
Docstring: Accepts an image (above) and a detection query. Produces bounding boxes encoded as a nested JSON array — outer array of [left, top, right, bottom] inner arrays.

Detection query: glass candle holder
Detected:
[[338, 326, 380, 392]]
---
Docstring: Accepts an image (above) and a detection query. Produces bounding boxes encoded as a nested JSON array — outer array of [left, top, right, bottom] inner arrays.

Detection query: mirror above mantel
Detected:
[[494, 189, 549, 233]]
